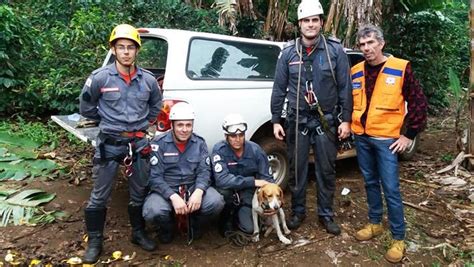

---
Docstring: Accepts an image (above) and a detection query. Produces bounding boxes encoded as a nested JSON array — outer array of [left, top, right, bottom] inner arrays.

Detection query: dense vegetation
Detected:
[[0, 0, 469, 116]]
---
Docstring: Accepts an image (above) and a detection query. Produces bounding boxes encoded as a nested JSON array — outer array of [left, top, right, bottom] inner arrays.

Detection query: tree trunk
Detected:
[[324, 0, 383, 46], [264, 0, 275, 33], [263, 0, 291, 41], [324, 0, 338, 33], [469, 0, 474, 169]]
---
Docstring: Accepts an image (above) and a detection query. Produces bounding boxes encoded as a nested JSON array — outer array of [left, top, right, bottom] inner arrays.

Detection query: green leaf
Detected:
[[1, 144, 38, 159], [6, 189, 56, 207], [0, 159, 57, 181], [0, 189, 19, 200], [0, 189, 58, 226], [0, 169, 28, 181], [0, 132, 39, 149]]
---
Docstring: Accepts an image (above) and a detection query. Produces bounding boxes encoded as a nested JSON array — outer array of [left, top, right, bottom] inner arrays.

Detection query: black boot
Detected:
[[287, 213, 306, 230], [128, 204, 157, 251], [218, 206, 234, 237], [319, 216, 341, 235], [83, 208, 106, 264], [156, 217, 175, 244], [191, 215, 204, 240]]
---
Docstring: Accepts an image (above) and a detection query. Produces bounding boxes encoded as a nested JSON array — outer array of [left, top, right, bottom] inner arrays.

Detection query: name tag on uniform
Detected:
[[164, 152, 179, 156], [289, 61, 303, 65], [100, 87, 120, 93], [227, 162, 238, 166], [352, 82, 361, 89], [386, 77, 396, 85]]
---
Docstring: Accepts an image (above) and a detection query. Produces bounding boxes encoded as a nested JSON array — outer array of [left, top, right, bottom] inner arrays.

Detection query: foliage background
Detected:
[[0, 0, 469, 116]]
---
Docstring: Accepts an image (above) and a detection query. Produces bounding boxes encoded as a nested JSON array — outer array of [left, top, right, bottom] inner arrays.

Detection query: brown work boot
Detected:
[[385, 240, 405, 263], [355, 223, 383, 241]]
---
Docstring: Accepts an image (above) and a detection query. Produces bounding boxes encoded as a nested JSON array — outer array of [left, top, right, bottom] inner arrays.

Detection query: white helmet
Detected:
[[222, 113, 247, 135], [297, 0, 324, 20], [169, 102, 195, 120]]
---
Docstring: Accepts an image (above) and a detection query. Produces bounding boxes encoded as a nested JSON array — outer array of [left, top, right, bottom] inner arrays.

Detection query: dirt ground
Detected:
[[0, 116, 472, 266]]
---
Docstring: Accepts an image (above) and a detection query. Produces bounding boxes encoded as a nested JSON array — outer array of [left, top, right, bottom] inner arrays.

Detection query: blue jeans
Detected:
[[355, 134, 405, 240]]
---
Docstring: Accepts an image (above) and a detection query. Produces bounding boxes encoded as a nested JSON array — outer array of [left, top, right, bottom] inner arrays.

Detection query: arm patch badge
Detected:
[[213, 154, 221, 162], [214, 163, 223, 173], [150, 156, 158, 166]]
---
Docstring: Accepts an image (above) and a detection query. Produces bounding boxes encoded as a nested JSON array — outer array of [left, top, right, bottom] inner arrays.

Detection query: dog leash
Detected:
[[224, 230, 255, 247]]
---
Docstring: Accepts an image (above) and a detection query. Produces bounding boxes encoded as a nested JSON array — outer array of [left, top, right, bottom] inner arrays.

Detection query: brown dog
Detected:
[[252, 183, 291, 244]]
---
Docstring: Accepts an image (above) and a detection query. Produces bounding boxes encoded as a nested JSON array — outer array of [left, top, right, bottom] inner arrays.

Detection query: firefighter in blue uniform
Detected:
[[212, 114, 274, 239], [271, 0, 352, 235], [143, 102, 224, 243], [79, 24, 162, 263]]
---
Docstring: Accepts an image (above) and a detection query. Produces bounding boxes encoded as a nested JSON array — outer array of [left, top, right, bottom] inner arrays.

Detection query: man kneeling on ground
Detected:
[[143, 102, 224, 243], [212, 114, 274, 243]]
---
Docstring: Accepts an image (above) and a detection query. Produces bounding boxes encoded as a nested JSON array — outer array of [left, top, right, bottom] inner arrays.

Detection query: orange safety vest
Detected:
[[351, 56, 408, 138]]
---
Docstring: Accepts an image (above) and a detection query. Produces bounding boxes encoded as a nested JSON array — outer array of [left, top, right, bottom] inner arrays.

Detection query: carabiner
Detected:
[[127, 142, 133, 157], [232, 192, 241, 206], [304, 90, 318, 106], [123, 156, 133, 167], [123, 143, 133, 166], [125, 167, 133, 177]]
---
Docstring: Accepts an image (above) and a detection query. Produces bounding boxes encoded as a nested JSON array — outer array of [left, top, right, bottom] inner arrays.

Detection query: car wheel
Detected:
[[258, 137, 289, 189], [399, 134, 419, 161]]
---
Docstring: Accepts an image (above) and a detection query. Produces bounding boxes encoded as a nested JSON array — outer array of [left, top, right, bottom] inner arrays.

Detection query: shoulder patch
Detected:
[[327, 36, 341, 43], [150, 156, 158, 165], [213, 154, 222, 162], [85, 78, 92, 88], [214, 163, 223, 173]]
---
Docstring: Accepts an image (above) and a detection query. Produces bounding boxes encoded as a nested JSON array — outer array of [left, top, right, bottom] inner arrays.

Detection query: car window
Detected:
[[347, 52, 365, 67], [187, 38, 280, 80]]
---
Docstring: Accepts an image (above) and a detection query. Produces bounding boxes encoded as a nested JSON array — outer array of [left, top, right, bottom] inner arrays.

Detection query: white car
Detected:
[[52, 28, 418, 188]]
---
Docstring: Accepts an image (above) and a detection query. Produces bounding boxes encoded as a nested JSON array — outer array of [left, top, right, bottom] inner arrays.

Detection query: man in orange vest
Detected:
[[351, 24, 427, 263]]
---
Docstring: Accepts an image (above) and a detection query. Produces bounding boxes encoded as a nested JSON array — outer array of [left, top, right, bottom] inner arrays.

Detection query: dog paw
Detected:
[[284, 229, 291, 235], [280, 237, 292, 245], [252, 234, 260, 243]]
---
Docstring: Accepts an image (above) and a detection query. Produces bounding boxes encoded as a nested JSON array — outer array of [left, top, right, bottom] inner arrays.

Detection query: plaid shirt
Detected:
[[361, 61, 427, 139]]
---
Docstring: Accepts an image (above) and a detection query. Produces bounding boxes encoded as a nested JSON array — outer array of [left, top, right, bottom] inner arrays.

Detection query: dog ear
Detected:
[[257, 187, 265, 204], [278, 186, 284, 206]]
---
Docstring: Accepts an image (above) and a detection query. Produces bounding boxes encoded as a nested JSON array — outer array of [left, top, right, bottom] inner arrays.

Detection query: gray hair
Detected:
[[356, 24, 384, 43]]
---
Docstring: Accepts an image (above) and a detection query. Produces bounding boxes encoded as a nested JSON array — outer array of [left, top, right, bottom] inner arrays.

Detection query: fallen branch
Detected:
[[258, 234, 333, 256], [11, 225, 49, 242], [420, 242, 458, 258], [400, 178, 440, 189], [437, 152, 473, 174], [403, 201, 444, 217]]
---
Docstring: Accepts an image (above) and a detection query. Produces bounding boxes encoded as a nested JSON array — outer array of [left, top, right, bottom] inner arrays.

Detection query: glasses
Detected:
[[224, 123, 247, 134], [115, 45, 137, 52]]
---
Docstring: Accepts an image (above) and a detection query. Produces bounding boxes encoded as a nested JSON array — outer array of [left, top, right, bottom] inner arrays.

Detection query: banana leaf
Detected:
[[0, 132, 39, 149], [1, 145, 37, 160], [0, 189, 57, 226], [0, 159, 57, 181]]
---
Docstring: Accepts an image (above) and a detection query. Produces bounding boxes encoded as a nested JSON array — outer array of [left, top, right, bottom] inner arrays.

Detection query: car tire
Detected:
[[399, 134, 419, 161], [258, 137, 290, 189]]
